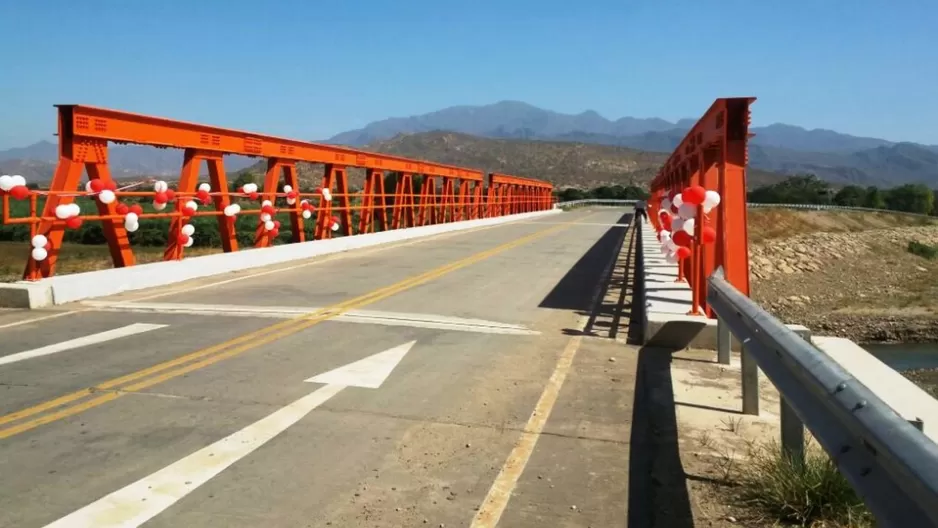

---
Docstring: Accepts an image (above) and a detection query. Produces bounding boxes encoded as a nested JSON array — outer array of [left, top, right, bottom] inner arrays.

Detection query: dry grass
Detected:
[[748, 208, 937, 243], [0, 242, 221, 282]]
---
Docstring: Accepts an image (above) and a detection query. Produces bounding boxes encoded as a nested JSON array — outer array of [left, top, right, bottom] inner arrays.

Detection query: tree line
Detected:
[[746, 174, 936, 216]]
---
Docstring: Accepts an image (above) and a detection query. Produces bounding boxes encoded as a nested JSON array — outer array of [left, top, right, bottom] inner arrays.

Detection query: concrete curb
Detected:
[[0, 209, 562, 309]]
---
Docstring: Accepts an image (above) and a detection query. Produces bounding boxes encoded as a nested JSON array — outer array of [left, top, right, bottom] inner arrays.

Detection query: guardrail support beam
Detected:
[[717, 315, 731, 365], [741, 341, 759, 415]]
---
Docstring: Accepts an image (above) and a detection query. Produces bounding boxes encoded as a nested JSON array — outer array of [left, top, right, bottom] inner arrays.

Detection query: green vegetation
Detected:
[[553, 184, 649, 202], [908, 241, 938, 260], [748, 174, 936, 216], [735, 441, 872, 527]]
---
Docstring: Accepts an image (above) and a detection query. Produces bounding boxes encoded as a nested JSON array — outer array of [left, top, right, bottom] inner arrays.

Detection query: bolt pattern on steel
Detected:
[[0, 105, 553, 280]]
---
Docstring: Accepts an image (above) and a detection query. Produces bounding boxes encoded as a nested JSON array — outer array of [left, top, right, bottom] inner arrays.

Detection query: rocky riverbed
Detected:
[[749, 224, 938, 344]]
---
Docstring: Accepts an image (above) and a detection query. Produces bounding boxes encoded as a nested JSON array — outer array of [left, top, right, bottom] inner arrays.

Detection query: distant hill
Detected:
[[3, 100, 936, 189], [235, 131, 786, 190], [325, 101, 938, 187]]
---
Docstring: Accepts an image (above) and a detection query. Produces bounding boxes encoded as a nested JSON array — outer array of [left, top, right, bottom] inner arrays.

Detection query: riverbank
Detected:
[[747, 210, 938, 344]]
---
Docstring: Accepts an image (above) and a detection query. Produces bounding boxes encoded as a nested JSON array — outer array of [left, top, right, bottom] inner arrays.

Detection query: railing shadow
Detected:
[[627, 216, 695, 528]]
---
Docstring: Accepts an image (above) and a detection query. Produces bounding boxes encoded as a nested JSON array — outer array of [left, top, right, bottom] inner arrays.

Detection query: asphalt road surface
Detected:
[[0, 209, 638, 528]]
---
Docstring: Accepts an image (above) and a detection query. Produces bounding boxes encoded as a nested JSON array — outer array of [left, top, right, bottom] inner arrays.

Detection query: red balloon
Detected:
[[661, 214, 673, 231], [273, 220, 281, 229], [262, 204, 275, 215], [676, 246, 692, 260], [116, 203, 129, 215], [177, 233, 190, 245], [269, 229, 279, 239], [130, 204, 143, 215], [701, 225, 717, 244], [287, 191, 298, 199], [165, 189, 176, 201], [673, 230, 692, 247], [656, 231, 662, 242], [89, 179, 105, 193], [66, 217, 83, 230], [197, 189, 210, 200], [10, 185, 30, 200], [154, 191, 169, 204], [182, 205, 196, 217], [105, 180, 118, 192], [249, 192, 260, 200], [682, 185, 706, 206]]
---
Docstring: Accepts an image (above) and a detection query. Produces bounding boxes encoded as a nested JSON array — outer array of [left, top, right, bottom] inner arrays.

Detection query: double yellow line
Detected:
[[0, 217, 582, 440]]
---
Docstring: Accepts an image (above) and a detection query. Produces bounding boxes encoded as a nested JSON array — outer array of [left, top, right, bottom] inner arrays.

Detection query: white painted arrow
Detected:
[[43, 341, 417, 528]]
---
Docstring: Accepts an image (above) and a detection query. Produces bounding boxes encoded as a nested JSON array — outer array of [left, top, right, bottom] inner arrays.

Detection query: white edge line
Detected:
[[0, 323, 168, 367]]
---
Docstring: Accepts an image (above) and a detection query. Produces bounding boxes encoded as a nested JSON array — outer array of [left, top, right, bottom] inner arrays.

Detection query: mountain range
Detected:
[[2, 100, 936, 188]]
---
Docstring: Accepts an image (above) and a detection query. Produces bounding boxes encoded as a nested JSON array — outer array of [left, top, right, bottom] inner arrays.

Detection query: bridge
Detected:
[[1, 98, 937, 527]]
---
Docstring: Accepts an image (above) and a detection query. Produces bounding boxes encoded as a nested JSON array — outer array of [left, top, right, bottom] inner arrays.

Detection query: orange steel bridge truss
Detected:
[[647, 97, 756, 318], [0, 105, 554, 280]]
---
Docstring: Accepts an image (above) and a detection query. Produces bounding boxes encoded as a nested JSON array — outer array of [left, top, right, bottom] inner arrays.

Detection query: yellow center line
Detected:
[[0, 215, 591, 440]]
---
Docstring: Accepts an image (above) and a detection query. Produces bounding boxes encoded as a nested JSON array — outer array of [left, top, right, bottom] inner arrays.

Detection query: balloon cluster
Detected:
[[115, 202, 144, 232], [30, 234, 52, 262], [655, 185, 723, 264], [0, 175, 30, 200]]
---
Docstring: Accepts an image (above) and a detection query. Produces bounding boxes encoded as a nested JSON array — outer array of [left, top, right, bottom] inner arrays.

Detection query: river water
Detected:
[[862, 342, 938, 371]]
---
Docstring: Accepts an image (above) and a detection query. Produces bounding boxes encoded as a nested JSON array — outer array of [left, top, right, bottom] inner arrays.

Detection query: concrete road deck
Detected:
[[0, 209, 639, 528]]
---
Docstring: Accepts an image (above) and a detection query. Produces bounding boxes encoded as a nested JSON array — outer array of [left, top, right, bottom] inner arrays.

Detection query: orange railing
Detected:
[[0, 105, 553, 280], [646, 97, 756, 318]]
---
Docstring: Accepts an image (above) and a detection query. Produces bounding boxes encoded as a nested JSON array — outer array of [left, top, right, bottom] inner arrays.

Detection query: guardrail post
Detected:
[[741, 340, 759, 415], [717, 315, 731, 365], [780, 330, 810, 464]]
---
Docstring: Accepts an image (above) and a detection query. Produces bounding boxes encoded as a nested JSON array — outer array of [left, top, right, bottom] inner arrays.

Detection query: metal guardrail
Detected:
[[707, 269, 938, 527], [555, 199, 934, 218]]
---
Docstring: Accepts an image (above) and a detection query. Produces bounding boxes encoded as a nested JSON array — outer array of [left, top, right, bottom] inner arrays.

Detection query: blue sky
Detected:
[[1, 0, 936, 149]]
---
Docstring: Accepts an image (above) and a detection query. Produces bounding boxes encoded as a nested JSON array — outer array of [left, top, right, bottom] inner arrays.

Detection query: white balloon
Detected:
[[660, 230, 671, 241], [262, 199, 273, 208], [660, 198, 672, 211], [67, 203, 80, 217], [243, 183, 258, 194], [232, 203, 241, 213], [665, 252, 678, 264], [31, 234, 48, 249], [31, 247, 48, 261], [331, 221, 340, 232], [181, 224, 195, 236], [682, 217, 696, 235], [283, 185, 293, 193], [198, 183, 211, 192], [184, 236, 194, 248], [672, 194, 684, 208], [666, 239, 678, 251], [153, 201, 167, 211], [99, 189, 116, 204], [678, 203, 697, 219], [154, 180, 168, 193], [55, 205, 72, 219], [84, 181, 95, 193], [287, 197, 296, 205], [703, 190, 722, 214], [672, 217, 685, 234], [10, 175, 25, 187], [223, 205, 235, 217], [322, 188, 333, 202], [125, 220, 139, 233], [264, 220, 275, 231], [0, 175, 14, 192], [185, 200, 198, 211], [302, 209, 312, 219], [124, 212, 139, 225], [260, 212, 271, 223]]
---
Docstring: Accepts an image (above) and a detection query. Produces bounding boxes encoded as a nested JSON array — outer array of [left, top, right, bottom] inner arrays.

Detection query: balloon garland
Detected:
[[654, 184, 723, 263]]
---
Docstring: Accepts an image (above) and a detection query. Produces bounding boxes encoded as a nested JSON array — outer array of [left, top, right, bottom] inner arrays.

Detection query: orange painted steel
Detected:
[[647, 97, 756, 319], [1, 105, 553, 280]]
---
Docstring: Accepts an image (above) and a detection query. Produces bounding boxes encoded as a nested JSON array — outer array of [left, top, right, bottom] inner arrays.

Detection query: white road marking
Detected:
[[80, 301, 540, 335], [44, 341, 416, 528], [306, 341, 416, 388], [0, 323, 167, 367], [0, 311, 78, 330]]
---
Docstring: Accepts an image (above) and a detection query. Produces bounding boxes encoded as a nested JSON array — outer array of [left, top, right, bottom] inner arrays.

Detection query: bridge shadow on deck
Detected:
[[538, 211, 696, 527]]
